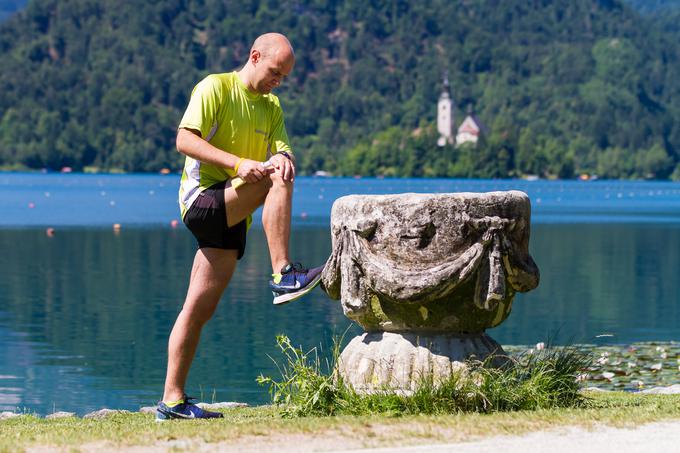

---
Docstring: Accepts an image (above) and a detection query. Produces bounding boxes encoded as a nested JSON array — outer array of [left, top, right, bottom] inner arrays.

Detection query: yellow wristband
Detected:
[[234, 157, 245, 172]]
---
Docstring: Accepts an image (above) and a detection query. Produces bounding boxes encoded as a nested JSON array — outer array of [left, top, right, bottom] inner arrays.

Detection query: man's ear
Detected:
[[251, 49, 261, 64]]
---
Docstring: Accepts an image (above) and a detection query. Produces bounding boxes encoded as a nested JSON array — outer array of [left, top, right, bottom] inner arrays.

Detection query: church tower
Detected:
[[437, 72, 454, 147]]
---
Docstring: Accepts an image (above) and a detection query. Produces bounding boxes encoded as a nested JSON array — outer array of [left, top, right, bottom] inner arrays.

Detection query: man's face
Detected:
[[252, 49, 295, 95]]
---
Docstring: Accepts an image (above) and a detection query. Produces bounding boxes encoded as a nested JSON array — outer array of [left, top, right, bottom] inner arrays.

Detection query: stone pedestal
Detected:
[[338, 332, 506, 392], [321, 191, 539, 391]]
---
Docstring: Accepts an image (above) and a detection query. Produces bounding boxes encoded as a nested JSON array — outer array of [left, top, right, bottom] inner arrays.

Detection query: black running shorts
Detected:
[[183, 181, 247, 259]]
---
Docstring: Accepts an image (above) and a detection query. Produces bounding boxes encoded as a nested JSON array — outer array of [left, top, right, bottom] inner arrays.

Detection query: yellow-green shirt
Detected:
[[178, 71, 292, 219]]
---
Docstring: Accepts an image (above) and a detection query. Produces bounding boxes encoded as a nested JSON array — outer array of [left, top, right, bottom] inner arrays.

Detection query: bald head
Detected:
[[251, 33, 295, 62], [239, 32, 295, 94]]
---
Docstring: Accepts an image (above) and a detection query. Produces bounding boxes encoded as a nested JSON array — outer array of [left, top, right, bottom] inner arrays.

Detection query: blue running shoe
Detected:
[[156, 395, 223, 421], [269, 262, 325, 305]]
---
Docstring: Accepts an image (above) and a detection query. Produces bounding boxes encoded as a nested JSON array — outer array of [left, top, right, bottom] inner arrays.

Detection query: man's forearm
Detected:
[[176, 128, 240, 170]]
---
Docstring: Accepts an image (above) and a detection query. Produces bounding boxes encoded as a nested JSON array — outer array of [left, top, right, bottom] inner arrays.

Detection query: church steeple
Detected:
[[437, 71, 455, 146]]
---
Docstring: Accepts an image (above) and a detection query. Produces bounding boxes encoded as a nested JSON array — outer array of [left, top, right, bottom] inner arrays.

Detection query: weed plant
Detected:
[[257, 335, 592, 417]]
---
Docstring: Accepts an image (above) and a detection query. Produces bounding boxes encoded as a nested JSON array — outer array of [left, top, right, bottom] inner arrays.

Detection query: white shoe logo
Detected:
[[280, 280, 302, 289], [174, 411, 196, 419]]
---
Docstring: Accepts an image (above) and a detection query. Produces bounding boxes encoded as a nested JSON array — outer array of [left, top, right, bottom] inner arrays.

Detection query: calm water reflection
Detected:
[[1, 222, 679, 415]]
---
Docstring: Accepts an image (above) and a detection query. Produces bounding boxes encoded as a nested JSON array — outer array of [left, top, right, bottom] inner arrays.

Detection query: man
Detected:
[[157, 33, 324, 421]]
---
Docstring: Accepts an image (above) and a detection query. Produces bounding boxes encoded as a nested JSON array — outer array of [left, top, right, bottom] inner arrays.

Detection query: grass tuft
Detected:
[[257, 335, 592, 417]]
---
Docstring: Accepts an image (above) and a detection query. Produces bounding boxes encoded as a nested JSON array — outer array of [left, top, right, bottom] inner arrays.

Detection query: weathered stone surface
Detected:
[[641, 384, 680, 394], [321, 191, 539, 391], [197, 402, 249, 409], [46, 411, 76, 419], [0, 411, 22, 420], [339, 332, 506, 392], [83, 408, 130, 419], [321, 191, 539, 333]]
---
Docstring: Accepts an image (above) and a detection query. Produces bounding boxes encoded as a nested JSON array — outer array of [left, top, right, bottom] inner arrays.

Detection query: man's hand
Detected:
[[236, 159, 272, 183], [270, 152, 295, 182]]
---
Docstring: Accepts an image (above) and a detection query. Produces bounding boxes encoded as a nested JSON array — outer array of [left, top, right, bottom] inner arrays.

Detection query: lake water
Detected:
[[1, 172, 679, 415]]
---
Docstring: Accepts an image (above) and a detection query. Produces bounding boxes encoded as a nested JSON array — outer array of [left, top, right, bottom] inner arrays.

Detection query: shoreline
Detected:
[[3, 383, 680, 421], [2, 341, 679, 418]]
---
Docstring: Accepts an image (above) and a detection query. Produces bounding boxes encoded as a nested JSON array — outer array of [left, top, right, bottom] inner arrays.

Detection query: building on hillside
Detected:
[[455, 104, 487, 147], [436, 74, 487, 147], [437, 73, 454, 147]]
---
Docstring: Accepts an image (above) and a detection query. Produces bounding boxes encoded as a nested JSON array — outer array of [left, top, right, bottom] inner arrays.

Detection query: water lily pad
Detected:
[[505, 341, 680, 392]]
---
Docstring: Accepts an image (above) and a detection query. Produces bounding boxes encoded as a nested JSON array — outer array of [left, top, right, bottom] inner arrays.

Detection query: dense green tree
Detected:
[[636, 143, 675, 179]]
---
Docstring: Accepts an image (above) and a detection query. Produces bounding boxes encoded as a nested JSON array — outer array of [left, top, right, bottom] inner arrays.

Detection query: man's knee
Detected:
[[182, 302, 218, 326], [245, 171, 292, 195], [268, 171, 293, 191]]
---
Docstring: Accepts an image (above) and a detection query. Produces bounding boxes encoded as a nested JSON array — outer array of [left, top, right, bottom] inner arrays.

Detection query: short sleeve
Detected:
[[178, 75, 222, 139], [270, 103, 292, 154]]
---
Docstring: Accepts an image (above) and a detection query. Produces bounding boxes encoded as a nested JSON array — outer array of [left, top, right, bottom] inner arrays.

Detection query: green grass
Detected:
[[256, 335, 592, 417], [2, 393, 680, 452]]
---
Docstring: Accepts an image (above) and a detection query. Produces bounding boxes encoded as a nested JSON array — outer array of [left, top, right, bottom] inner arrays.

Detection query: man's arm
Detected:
[[266, 104, 295, 182], [176, 128, 270, 183]]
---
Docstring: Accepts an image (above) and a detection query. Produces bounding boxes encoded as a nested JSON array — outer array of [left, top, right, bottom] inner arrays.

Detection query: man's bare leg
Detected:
[[224, 172, 292, 272], [162, 248, 238, 402], [221, 171, 319, 305], [261, 172, 292, 272], [162, 174, 271, 404]]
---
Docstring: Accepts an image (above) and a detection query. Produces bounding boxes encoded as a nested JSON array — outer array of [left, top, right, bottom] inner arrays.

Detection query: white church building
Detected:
[[437, 74, 455, 146], [437, 74, 486, 147]]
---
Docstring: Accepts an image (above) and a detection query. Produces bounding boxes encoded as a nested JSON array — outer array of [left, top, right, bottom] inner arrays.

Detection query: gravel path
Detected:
[[336, 420, 680, 453], [92, 419, 680, 452]]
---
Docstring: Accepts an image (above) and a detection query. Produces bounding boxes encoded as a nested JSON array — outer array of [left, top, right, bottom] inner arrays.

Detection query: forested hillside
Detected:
[[1, 0, 679, 179]]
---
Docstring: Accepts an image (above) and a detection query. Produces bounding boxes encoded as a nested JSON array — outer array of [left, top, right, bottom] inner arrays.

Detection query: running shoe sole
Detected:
[[272, 272, 323, 305]]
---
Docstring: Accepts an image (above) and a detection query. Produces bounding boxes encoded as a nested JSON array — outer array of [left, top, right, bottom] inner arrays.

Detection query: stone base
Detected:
[[338, 331, 507, 392]]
